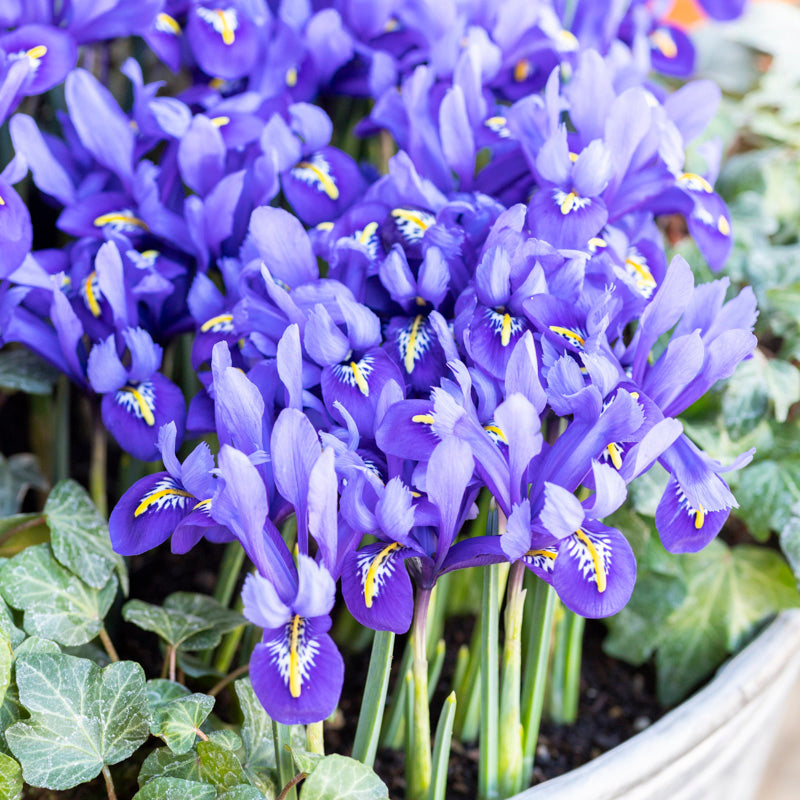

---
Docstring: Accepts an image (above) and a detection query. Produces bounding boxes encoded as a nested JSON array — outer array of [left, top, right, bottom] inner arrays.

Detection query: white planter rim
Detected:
[[511, 609, 800, 799]]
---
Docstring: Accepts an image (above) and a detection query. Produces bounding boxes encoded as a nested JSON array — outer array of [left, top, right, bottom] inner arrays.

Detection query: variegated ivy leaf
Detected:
[[0, 751, 22, 800], [163, 593, 245, 650], [234, 676, 303, 794], [0, 454, 48, 517], [290, 746, 324, 774], [0, 514, 50, 560], [300, 754, 389, 800], [134, 776, 217, 800], [197, 738, 251, 792], [46, 479, 128, 594], [151, 693, 216, 754], [0, 595, 24, 649], [0, 640, 61, 756], [5, 653, 149, 789], [123, 593, 243, 653], [218, 785, 271, 800], [0, 545, 117, 646], [0, 348, 59, 396], [138, 747, 203, 786], [0, 634, 11, 709]]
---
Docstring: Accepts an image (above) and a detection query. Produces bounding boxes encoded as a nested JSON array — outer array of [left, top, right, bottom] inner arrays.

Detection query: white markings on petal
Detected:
[[331, 355, 375, 396], [357, 544, 405, 607], [291, 153, 339, 200], [134, 477, 194, 517], [565, 529, 612, 593], [391, 208, 435, 246], [264, 615, 320, 698], [115, 381, 157, 426]]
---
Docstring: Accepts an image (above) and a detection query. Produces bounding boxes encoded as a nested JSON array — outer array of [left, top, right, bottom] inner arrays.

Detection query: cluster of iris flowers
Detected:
[[0, 0, 754, 780]]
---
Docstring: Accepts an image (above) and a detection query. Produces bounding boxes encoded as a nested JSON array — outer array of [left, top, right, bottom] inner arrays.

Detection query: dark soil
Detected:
[[327, 617, 662, 799]]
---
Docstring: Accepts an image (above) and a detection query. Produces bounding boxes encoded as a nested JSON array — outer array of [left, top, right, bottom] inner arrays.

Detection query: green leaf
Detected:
[[0, 751, 22, 800], [123, 593, 244, 653], [218, 786, 270, 800], [164, 593, 245, 650], [0, 513, 50, 560], [290, 746, 324, 774], [734, 457, 800, 541], [151, 694, 216, 754], [0, 349, 59, 395], [779, 501, 800, 580], [235, 678, 277, 774], [0, 684, 22, 756], [0, 634, 12, 709], [300, 754, 389, 800], [138, 747, 203, 786], [5, 654, 149, 789], [197, 739, 250, 791], [0, 545, 117, 645], [122, 600, 216, 651], [147, 679, 191, 709], [176, 651, 225, 679], [0, 597, 24, 649], [46, 480, 128, 594], [0, 455, 48, 517], [209, 729, 243, 751], [134, 776, 217, 800], [655, 542, 798, 705]]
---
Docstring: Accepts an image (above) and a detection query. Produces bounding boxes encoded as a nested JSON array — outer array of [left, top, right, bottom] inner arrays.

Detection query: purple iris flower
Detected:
[[340, 436, 479, 634], [502, 462, 636, 618], [109, 422, 229, 555], [87, 327, 186, 462]]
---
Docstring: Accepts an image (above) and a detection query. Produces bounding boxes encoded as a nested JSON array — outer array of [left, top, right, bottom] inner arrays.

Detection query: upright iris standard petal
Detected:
[[0, 178, 32, 278]]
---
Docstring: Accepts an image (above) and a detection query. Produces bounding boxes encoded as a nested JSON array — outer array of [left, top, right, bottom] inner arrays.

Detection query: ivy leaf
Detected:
[[5, 653, 149, 789], [134, 776, 217, 800], [219, 786, 272, 800], [209, 729, 243, 751], [46, 480, 128, 594], [138, 747, 203, 786], [0, 514, 50, 560], [163, 593, 245, 650], [0, 544, 117, 645], [151, 693, 216, 754], [122, 600, 215, 651], [0, 348, 59, 395], [779, 500, 800, 581], [654, 541, 798, 704], [290, 746, 324, 774], [0, 596, 24, 649], [734, 457, 800, 541], [0, 455, 48, 517], [235, 678, 276, 775], [0, 634, 12, 709], [299, 754, 389, 800], [123, 593, 243, 653], [0, 751, 22, 800], [147, 679, 191, 709], [197, 739, 251, 791]]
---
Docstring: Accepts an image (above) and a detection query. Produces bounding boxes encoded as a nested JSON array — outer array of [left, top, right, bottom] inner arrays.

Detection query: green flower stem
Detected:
[[451, 645, 469, 698], [352, 629, 395, 767], [408, 586, 432, 800], [427, 639, 446, 702], [273, 721, 298, 800], [89, 412, 107, 518], [520, 576, 556, 787], [306, 721, 324, 755], [562, 610, 585, 724], [429, 692, 457, 800], [213, 595, 246, 674], [453, 618, 481, 741], [381, 636, 412, 748], [213, 541, 246, 607], [478, 558, 500, 800], [498, 562, 526, 798]]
